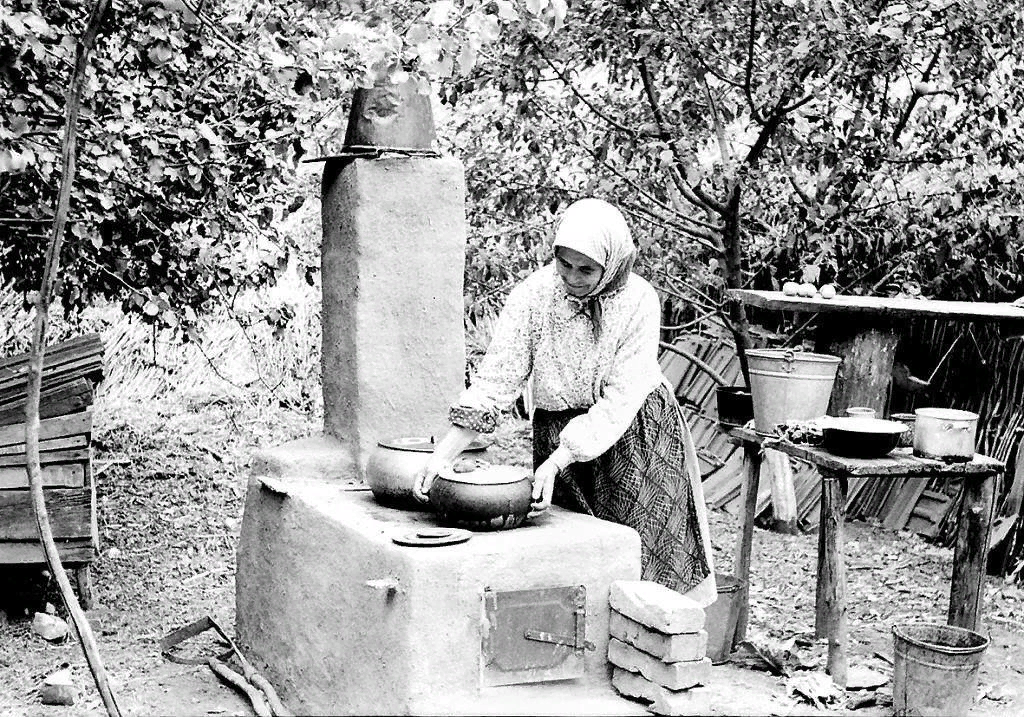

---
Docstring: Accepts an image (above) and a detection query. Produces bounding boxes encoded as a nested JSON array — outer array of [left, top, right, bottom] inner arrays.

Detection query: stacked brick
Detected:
[[608, 580, 712, 716]]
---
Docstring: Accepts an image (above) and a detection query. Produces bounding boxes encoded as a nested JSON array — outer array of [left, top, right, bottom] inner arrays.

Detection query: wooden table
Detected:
[[727, 427, 1002, 688], [728, 290, 1024, 415]]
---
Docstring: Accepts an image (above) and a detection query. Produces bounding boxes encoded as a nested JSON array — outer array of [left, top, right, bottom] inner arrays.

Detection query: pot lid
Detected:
[[377, 436, 489, 453], [392, 528, 473, 547], [439, 460, 531, 486]]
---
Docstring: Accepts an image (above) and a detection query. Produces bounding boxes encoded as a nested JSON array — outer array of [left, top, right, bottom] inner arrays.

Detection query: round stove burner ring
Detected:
[[392, 528, 473, 547]]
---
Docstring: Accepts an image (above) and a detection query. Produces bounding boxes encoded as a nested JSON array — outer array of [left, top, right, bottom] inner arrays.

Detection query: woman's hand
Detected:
[[412, 457, 447, 503], [530, 458, 559, 514]]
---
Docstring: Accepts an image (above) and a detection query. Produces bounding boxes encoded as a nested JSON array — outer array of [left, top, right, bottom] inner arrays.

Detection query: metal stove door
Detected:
[[481, 585, 593, 686]]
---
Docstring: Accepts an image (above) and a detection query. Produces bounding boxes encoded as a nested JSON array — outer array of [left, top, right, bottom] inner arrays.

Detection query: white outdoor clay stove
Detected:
[[233, 90, 645, 716]]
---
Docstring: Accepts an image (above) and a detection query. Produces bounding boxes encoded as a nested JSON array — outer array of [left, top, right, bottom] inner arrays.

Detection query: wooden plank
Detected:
[[0, 377, 93, 427], [884, 477, 930, 531], [0, 462, 86, 489], [0, 448, 89, 467], [0, 334, 102, 372], [730, 289, 1024, 322], [0, 487, 93, 540], [732, 434, 1005, 477], [0, 434, 89, 456], [0, 410, 91, 448], [0, 355, 104, 398], [764, 448, 799, 534], [0, 538, 96, 564]]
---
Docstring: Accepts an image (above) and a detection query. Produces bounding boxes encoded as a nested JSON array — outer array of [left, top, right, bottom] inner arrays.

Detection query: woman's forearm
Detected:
[[428, 425, 480, 468]]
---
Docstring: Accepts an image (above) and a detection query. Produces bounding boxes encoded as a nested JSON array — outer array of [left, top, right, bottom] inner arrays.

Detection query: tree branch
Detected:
[[529, 36, 644, 137], [891, 43, 942, 146], [742, 0, 765, 124], [635, 56, 725, 216], [658, 341, 729, 387], [25, 1, 122, 715]]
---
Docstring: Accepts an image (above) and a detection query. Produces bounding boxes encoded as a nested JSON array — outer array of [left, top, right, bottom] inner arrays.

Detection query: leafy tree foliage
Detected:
[[443, 0, 1024, 335], [0, 0, 561, 335]]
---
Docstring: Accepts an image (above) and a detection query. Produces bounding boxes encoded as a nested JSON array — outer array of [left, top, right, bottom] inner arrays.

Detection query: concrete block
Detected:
[[250, 435, 357, 483], [321, 156, 467, 469], [609, 581, 705, 634], [611, 668, 711, 716], [610, 612, 707, 663], [607, 639, 711, 691]]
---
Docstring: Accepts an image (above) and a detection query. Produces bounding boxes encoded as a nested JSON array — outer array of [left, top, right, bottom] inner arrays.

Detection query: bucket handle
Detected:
[[782, 349, 795, 374]]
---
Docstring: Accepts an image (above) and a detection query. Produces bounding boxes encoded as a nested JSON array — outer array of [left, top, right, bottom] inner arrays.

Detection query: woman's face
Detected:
[[555, 246, 604, 297]]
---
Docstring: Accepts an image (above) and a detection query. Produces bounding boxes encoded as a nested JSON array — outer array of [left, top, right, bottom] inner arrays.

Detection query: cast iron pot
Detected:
[[428, 460, 533, 531], [716, 386, 754, 426], [821, 417, 908, 458], [365, 436, 487, 510]]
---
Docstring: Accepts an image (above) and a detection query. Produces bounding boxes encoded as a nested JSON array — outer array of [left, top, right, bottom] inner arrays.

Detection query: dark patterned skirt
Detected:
[[532, 382, 711, 593]]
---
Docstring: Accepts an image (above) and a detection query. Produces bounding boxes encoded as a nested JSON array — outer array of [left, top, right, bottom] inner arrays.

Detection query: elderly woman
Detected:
[[414, 198, 716, 605]]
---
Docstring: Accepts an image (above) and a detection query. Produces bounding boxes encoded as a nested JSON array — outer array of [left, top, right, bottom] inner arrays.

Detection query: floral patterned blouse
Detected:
[[455, 264, 665, 464]]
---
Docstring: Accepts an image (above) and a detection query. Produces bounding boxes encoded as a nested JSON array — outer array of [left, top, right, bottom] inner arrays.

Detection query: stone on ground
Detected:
[[40, 668, 76, 706], [610, 580, 705, 634], [610, 611, 708, 663], [608, 638, 711, 690], [31, 612, 69, 642]]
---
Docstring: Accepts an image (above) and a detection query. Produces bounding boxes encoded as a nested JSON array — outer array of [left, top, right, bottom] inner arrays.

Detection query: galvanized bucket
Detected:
[[892, 623, 989, 717], [746, 349, 841, 432], [704, 574, 743, 664]]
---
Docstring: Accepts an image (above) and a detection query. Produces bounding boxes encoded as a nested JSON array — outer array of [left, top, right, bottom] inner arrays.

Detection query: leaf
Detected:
[[96, 155, 120, 173], [425, 1, 455, 25], [143, 300, 161, 317], [147, 42, 174, 66]]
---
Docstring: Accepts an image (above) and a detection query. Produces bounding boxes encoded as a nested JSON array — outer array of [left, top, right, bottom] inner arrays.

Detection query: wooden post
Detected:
[[75, 566, 93, 610], [764, 448, 799, 534], [948, 472, 997, 631], [731, 441, 762, 647], [816, 470, 848, 689], [816, 322, 899, 416]]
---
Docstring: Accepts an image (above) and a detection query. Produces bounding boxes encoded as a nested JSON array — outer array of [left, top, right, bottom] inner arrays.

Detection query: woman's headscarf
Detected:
[[552, 198, 637, 337]]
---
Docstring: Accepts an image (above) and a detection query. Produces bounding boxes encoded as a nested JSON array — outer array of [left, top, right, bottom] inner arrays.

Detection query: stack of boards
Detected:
[[0, 334, 104, 572]]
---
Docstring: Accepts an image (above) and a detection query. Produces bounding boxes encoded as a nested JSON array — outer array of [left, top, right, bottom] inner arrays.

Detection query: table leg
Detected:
[[949, 472, 997, 631], [74, 566, 93, 610], [730, 442, 762, 648], [816, 470, 848, 689]]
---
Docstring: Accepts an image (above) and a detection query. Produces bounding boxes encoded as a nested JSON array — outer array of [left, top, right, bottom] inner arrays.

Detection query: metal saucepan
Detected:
[[913, 408, 978, 462], [428, 460, 533, 531]]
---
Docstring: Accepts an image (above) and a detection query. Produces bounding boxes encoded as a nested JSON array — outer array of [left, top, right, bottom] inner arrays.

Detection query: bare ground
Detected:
[[1, 407, 1022, 716]]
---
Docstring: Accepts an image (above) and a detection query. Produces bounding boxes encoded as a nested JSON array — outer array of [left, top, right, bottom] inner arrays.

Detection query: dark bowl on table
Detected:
[[822, 417, 908, 458]]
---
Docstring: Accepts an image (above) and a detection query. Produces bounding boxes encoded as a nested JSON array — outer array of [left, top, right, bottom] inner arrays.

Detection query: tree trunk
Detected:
[[722, 188, 753, 388], [816, 321, 899, 416]]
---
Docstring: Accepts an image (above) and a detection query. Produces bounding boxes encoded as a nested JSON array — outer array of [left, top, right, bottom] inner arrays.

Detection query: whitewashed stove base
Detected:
[[235, 443, 644, 716]]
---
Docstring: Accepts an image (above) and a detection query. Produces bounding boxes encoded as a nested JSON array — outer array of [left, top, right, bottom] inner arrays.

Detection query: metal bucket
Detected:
[[704, 574, 743, 664], [746, 349, 841, 432], [892, 623, 989, 717]]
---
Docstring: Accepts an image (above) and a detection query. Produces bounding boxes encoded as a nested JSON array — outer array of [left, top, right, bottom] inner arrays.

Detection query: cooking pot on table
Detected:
[[821, 417, 908, 458], [365, 436, 488, 509], [428, 459, 533, 531], [913, 408, 978, 462]]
